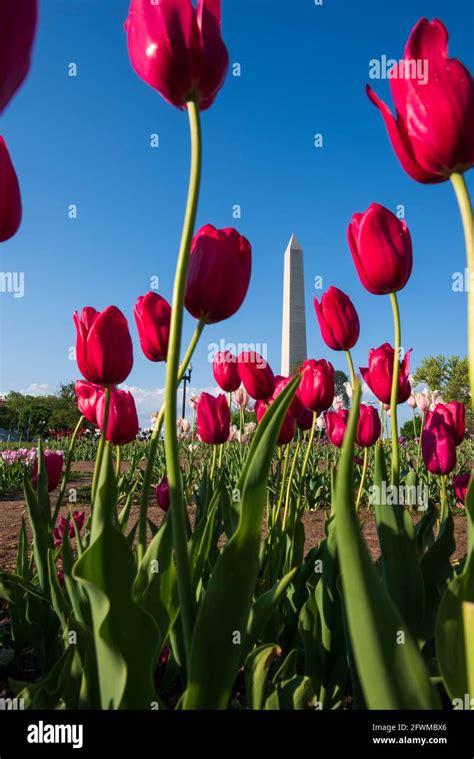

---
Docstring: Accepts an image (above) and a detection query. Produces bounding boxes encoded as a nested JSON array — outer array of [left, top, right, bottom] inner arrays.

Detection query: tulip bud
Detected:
[[348, 203, 412, 295], [356, 404, 382, 447], [32, 450, 63, 492], [185, 225, 251, 324], [75, 380, 102, 426], [453, 472, 470, 507], [233, 387, 249, 409], [134, 292, 171, 362], [367, 19, 474, 183], [298, 359, 334, 413], [0, 137, 22, 242], [407, 394, 416, 409], [96, 388, 139, 445], [74, 306, 133, 386], [237, 352, 275, 401], [0, 1, 37, 113], [414, 390, 430, 412], [422, 424, 456, 475], [314, 287, 360, 351], [325, 409, 349, 448], [212, 351, 241, 392], [125, 0, 229, 111], [360, 343, 411, 405], [156, 476, 170, 512], [196, 392, 230, 444]]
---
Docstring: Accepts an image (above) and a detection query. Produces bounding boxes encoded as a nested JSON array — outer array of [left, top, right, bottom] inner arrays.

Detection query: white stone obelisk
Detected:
[[281, 233, 307, 375]]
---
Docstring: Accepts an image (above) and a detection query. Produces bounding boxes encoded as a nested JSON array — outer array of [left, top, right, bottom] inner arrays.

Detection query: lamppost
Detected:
[[181, 363, 193, 420]]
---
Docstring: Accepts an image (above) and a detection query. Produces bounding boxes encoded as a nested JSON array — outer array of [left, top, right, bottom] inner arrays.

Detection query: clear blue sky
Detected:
[[1, 0, 473, 425]]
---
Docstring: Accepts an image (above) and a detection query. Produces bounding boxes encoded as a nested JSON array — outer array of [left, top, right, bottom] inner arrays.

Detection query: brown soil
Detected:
[[0, 461, 468, 571]]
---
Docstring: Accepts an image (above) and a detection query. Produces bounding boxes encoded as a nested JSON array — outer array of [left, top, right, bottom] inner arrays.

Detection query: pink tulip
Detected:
[[233, 387, 249, 409], [196, 392, 230, 444], [156, 476, 170, 512], [0, 137, 22, 242], [367, 19, 474, 183], [32, 450, 64, 492], [125, 0, 229, 111], [96, 388, 139, 445], [453, 472, 470, 507], [74, 306, 133, 386], [75, 380, 102, 426], [212, 351, 240, 392], [0, 1, 38, 113]]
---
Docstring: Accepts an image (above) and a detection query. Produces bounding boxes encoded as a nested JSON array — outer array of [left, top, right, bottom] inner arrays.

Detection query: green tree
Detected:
[[0, 382, 81, 439], [412, 355, 469, 404], [400, 416, 422, 441]]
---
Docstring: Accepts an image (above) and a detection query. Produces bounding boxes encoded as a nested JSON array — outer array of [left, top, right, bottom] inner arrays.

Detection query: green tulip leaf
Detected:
[[335, 382, 440, 709]]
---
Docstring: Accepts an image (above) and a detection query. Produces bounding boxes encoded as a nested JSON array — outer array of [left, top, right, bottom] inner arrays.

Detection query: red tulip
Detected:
[[325, 409, 349, 448], [367, 19, 474, 184], [53, 511, 85, 547], [237, 352, 275, 401], [0, 137, 22, 242], [134, 292, 171, 362], [75, 380, 102, 426], [185, 225, 251, 324], [255, 400, 295, 446], [212, 351, 240, 392], [296, 406, 314, 431], [125, 0, 229, 111], [96, 388, 139, 445], [426, 402, 465, 447], [196, 392, 230, 444], [298, 359, 334, 413], [156, 476, 170, 512], [74, 306, 133, 386], [356, 405, 381, 447], [422, 424, 456, 475], [314, 287, 360, 351], [445, 401, 466, 446], [0, 1, 37, 113], [270, 375, 304, 418], [32, 450, 63, 492], [348, 204, 412, 295], [360, 343, 412, 405], [453, 472, 470, 507]]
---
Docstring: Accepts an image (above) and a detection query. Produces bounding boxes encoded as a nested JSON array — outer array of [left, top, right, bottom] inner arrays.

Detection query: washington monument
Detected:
[[281, 233, 307, 375]]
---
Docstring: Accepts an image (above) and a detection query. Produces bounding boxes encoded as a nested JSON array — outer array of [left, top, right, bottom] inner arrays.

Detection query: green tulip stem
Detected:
[[389, 292, 401, 488], [163, 98, 202, 666], [282, 440, 301, 530], [355, 446, 369, 512], [416, 411, 425, 471], [210, 445, 218, 480], [115, 445, 121, 479], [91, 386, 111, 503], [440, 474, 448, 525], [52, 414, 84, 526], [137, 318, 204, 564], [345, 350, 356, 389], [451, 172, 474, 409], [275, 443, 291, 527], [300, 412, 317, 500]]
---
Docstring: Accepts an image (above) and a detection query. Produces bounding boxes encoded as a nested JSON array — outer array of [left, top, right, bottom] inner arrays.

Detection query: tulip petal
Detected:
[[366, 84, 444, 184]]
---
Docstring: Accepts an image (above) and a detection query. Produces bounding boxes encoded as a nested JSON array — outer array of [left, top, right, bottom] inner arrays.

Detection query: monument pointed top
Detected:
[[287, 232, 302, 251]]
